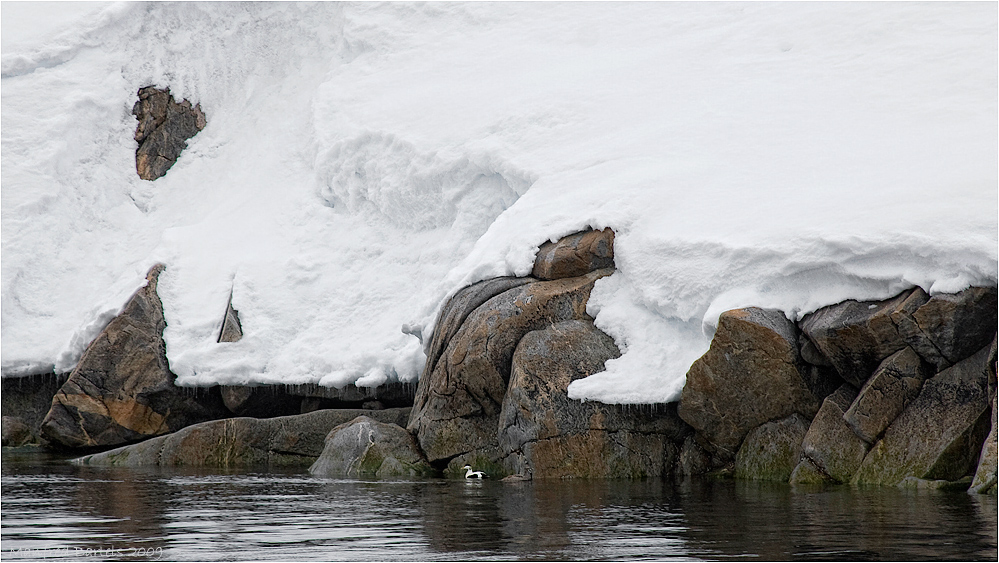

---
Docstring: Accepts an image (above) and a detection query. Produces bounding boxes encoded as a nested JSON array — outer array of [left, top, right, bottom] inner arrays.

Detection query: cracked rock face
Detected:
[[40, 265, 226, 449], [679, 307, 819, 457], [407, 269, 612, 471], [73, 408, 410, 467], [132, 86, 206, 180], [499, 320, 687, 479]]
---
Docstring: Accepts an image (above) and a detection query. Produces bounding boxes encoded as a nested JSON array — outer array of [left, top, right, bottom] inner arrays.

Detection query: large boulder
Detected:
[[498, 320, 687, 479], [531, 228, 615, 281], [309, 416, 433, 478], [734, 413, 810, 482], [843, 347, 932, 444], [790, 384, 869, 484], [73, 408, 410, 467], [40, 265, 227, 449], [407, 269, 612, 468], [853, 345, 993, 486], [422, 276, 534, 380], [679, 307, 819, 457], [969, 391, 997, 494], [799, 289, 923, 387], [892, 287, 998, 371], [133, 86, 206, 180]]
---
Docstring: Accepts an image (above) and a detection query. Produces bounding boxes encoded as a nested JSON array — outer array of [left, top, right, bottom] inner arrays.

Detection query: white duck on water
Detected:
[[462, 465, 487, 479]]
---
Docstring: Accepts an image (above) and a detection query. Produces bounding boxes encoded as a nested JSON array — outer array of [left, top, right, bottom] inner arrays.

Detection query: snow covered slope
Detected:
[[2, 2, 996, 403]]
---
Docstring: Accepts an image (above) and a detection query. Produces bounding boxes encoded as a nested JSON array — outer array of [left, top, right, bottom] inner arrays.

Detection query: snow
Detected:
[[2, 2, 996, 403]]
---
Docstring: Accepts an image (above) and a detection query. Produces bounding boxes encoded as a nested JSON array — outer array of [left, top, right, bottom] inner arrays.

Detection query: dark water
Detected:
[[2, 450, 996, 561]]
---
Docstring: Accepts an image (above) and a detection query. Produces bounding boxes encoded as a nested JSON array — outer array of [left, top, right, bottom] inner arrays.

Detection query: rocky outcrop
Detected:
[[217, 293, 243, 343], [408, 268, 613, 471], [310, 416, 433, 478], [892, 287, 998, 371], [73, 408, 410, 467], [799, 289, 923, 387], [790, 384, 869, 484], [532, 228, 615, 281], [2, 416, 33, 447], [40, 265, 227, 449], [499, 320, 687, 479], [678, 307, 820, 457], [843, 347, 931, 444], [734, 414, 810, 482], [852, 345, 992, 486], [133, 86, 206, 181]]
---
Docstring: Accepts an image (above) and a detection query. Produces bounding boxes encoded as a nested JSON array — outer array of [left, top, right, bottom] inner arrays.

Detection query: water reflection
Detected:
[[2, 450, 996, 561]]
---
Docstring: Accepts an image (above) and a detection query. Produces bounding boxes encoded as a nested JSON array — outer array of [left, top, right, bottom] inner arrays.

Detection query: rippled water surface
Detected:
[[2, 450, 996, 561]]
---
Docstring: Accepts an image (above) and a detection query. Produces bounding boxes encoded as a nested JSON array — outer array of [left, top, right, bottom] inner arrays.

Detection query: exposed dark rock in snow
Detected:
[[133, 86, 206, 181], [40, 265, 227, 449], [310, 415, 434, 477], [73, 408, 410, 467], [531, 228, 615, 281]]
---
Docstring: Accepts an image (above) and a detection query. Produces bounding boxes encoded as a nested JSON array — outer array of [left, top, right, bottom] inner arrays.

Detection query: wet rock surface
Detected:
[[310, 416, 433, 478], [74, 408, 411, 467]]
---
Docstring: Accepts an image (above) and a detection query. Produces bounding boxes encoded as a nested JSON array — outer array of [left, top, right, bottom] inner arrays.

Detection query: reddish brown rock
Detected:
[[679, 307, 819, 456], [40, 265, 226, 449], [407, 269, 612, 469], [498, 320, 687, 479], [133, 87, 206, 181], [532, 228, 615, 281]]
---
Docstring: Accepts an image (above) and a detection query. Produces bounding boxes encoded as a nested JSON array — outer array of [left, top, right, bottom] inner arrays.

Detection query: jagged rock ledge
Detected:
[[3, 226, 995, 495]]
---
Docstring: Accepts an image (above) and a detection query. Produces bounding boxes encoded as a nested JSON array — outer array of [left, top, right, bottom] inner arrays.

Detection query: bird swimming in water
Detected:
[[462, 465, 487, 479]]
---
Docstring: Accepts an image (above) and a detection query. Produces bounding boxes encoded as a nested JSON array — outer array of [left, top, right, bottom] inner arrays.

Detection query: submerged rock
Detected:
[[679, 307, 818, 457], [41, 265, 227, 449], [408, 269, 612, 467], [734, 414, 809, 482], [74, 408, 410, 467], [853, 345, 992, 486], [531, 228, 615, 281], [498, 320, 687, 479], [310, 416, 433, 478], [133, 86, 206, 180]]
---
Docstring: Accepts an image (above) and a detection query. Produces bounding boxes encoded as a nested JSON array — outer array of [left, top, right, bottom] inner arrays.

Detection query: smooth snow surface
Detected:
[[3, 2, 996, 403]]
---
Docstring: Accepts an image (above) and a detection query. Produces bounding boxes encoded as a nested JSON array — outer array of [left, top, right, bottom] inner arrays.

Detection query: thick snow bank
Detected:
[[2, 2, 995, 403]]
